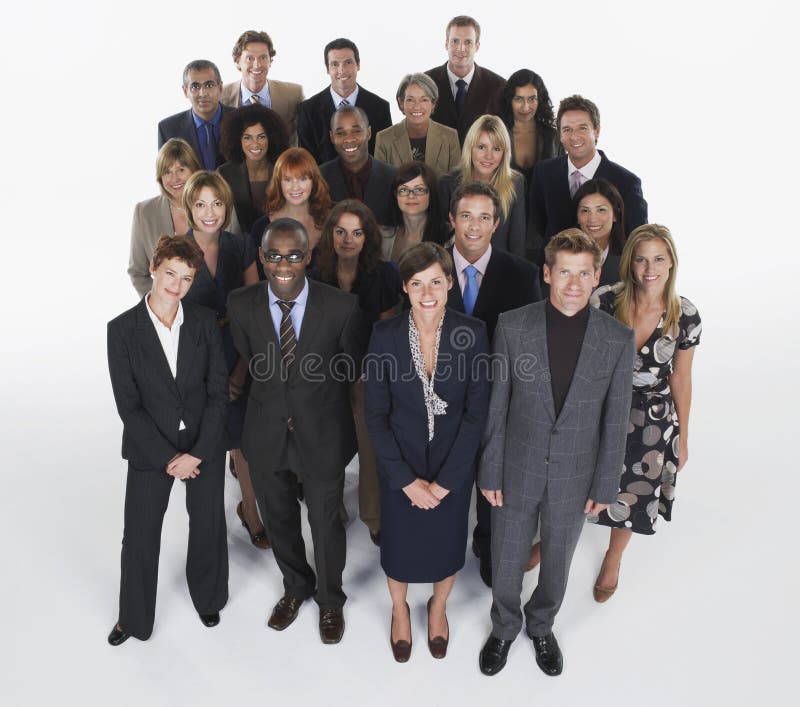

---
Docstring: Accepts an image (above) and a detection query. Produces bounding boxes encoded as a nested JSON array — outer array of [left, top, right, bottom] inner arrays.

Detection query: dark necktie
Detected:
[[249, 94, 260, 105], [455, 79, 467, 114], [278, 300, 297, 368], [462, 265, 479, 315], [200, 121, 216, 170]]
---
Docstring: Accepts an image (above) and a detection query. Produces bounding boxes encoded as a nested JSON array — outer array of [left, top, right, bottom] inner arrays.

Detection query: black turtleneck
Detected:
[[545, 300, 590, 417]]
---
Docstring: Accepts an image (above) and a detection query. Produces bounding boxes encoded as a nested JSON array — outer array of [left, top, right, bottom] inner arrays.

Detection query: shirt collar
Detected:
[[145, 293, 184, 331], [240, 80, 272, 105], [267, 277, 309, 308], [191, 103, 223, 128], [452, 243, 492, 277], [330, 84, 359, 107], [567, 149, 602, 180], [447, 64, 476, 90]]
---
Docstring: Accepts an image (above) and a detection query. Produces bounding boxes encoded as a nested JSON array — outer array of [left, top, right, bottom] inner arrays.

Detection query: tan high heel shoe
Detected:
[[593, 554, 620, 603]]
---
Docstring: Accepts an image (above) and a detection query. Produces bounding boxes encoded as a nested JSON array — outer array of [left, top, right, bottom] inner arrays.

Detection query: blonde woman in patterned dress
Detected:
[[589, 224, 701, 601]]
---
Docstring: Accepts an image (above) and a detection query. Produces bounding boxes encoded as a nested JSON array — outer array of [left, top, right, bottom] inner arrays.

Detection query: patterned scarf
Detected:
[[408, 312, 448, 441]]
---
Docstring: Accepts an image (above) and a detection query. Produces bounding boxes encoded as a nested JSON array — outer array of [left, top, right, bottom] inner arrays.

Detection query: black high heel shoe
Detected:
[[236, 501, 270, 549], [390, 602, 412, 662]]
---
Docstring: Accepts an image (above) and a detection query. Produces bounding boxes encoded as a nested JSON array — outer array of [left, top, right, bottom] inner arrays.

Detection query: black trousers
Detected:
[[252, 438, 347, 609], [117, 451, 228, 640]]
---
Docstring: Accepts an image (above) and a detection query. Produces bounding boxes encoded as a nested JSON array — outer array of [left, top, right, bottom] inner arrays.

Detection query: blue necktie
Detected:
[[455, 79, 467, 114], [462, 265, 478, 316], [200, 121, 216, 169]]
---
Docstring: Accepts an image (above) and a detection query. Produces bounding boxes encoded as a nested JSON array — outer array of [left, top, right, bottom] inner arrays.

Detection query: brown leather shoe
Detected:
[[267, 595, 306, 631], [426, 597, 449, 659], [390, 602, 411, 662], [237, 502, 270, 549], [319, 607, 345, 644]]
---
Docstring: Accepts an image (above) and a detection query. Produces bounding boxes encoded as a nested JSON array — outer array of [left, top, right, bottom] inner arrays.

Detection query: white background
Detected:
[[2, 1, 797, 705]]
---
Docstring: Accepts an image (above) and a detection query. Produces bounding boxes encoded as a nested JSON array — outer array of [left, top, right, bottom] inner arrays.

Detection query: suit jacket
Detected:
[[439, 169, 527, 258], [425, 63, 505, 145], [296, 85, 392, 164], [157, 105, 234, 169], [446, 246, 542, 340], [478, 301, 634, 505], [107, 299, 228, 470], [220, 78, 304, 144], [218, 160, 263, 234], [530, 150, 648, 249], [319, 157, 398, 225], [227, 279, 368, 480], [365, 309, 490, 494], [374, 119, 461, 177]]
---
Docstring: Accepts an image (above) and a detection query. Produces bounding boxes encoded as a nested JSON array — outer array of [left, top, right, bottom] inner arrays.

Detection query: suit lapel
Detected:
[[394, 122, 414, 163], [135, 300, 181, 397], [521, 304, 556, 422], [289, 280, 321, 381], [269, 80, 286, 117], [425, 122, 443, 166], [446, 247, 465, 312], [181, 110, 203, 162], [472, 250, 499, 320], [253, 283, 279, 352]]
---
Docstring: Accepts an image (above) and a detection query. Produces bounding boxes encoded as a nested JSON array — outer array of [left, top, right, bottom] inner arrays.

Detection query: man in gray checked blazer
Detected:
[[477, 229, 634, 677]]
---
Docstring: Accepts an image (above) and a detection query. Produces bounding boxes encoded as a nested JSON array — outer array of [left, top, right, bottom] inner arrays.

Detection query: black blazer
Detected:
[[218, 160, 264, 234], [227, 279, 368, 480], [107, 299, 228, 470], [446, 246, 542, 340], [530, 150, 648, 252], [425, 63, 505, 145], [157, 105, 234, 169], [296, 85, 392, 164], [319, 157, 398, 225], [599, 250, 622, 288]]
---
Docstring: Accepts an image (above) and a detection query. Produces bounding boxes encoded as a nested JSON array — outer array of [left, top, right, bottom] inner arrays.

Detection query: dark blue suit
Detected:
[[157, 105, 234, 169], [365, 309, 490, 582]]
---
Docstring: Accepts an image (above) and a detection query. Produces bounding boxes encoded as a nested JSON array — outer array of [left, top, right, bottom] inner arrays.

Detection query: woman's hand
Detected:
[[677, 438, 689, 472], [403, 479, 440, 509], [166, 453, 202, 480], [428, 481, 450, 501], [229, 358, 248, 401]]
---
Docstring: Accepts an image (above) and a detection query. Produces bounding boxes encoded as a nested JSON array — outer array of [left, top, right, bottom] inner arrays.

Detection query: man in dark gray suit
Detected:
[[319, 105, 397, 224], [228, 218, 367, 645], [477, 229, 634, 677]]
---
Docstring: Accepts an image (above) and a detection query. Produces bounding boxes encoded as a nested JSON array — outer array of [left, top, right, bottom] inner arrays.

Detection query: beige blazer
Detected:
[[127, 194, 242, 298], [374, 119, 461, 177], [221, 78, 304, 145]]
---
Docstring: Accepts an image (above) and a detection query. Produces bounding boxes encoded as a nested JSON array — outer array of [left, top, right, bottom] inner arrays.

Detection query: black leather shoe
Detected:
[[268, 595, 306, 631], [531, 632, 563, 676], [479, 635, 512, 675], [107, 624, 130, 646], [390, 602, 411, 663], [199, 612, 220, 627], [319, 607, 345, 644]]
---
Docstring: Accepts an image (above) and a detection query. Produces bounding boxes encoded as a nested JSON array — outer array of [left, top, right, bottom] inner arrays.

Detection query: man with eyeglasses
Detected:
[[158, 60, 233, 170], [297, 38, 391, 164], [227, 218, 367, 645], [425, 16, 504, 145], [445, 181, 542, 587], [319, 105, 397, 224]]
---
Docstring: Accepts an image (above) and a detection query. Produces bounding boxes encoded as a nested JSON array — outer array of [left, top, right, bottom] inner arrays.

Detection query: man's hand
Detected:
[[583, 499, 608, 515], [480, 489, 504, 507], [167, 454, 202, 480], [403, 479, 440, 509], [428, 481, 450, 501]]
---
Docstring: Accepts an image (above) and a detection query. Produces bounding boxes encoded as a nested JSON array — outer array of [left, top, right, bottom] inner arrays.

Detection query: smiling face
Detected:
[[280, 170, 313, 206], [160, 160, 193, 202], [446, 25, 479, 78], [511, 83, 539, 124], [236, 41, 271, 93], [559, 109, 599, 168], [630, 238, 673, 295], [149, 257, 196, 307], [450, 194, 498, 262], [543, 251, 600, 315], [396, 175, 430, 216], [403, 263, 452, 318], [332, 212, 365, 261], [260, 228, 310, 301], [326, 48, 359, 97], [577, 193, 615, 249], [190, 186, 226, 235], [402, 83, 434, 127], [330, 111, 371, 171], [241, 122, 268, 164], [471, 131, 503, 180], [183, 68, 221, 122]]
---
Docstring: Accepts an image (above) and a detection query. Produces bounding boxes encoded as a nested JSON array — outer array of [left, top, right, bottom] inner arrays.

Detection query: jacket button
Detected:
[[287, 417, 295, 432], [544, 457, 549, 464]]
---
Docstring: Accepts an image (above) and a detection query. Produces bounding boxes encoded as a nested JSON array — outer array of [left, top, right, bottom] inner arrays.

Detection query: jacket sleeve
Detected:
[[107, 319, 177, 469], [590, 327, 635, 503], [623, 176, 648, 234], [296, 102, 321, 164], [506, 177, 527, 259], [374, 131, 390, 164], [227, 291, 253, 363], [128, 201, 153, 298]]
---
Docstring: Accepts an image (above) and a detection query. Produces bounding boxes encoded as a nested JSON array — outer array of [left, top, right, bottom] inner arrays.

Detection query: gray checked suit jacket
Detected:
[[478, 301, 634, 506]]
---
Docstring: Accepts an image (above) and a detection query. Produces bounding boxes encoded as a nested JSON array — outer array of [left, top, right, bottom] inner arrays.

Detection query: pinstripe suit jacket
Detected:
[[478, 300, 634, 505]]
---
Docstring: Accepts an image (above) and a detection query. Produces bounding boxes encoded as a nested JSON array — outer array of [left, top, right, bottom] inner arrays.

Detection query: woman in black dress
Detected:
[[365, 243, 490, 661], [588, 224, 701, 600], [314, 200, 402, 544], [181, 171, 267, 549]]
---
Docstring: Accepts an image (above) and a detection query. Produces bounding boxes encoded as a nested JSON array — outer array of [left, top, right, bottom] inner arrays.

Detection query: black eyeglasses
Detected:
[[262, 251, 307, 264], [187, 80, 219, 94], [396, 186, 429, 196]]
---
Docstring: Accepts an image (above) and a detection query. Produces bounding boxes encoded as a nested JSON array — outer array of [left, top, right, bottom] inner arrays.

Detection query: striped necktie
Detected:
[[278, 300, 297, 367]]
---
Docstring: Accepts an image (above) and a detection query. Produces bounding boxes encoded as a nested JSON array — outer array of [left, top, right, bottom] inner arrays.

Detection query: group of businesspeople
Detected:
[[108, 16, 702, 678]]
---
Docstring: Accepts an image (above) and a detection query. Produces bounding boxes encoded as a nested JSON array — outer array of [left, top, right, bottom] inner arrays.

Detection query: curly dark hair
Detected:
[[490, 68, 555, 132], [572, 178, 627, 255], [386, 161, 446, 245], [219, 104, 290, 164], [316, 200, 382, 283]]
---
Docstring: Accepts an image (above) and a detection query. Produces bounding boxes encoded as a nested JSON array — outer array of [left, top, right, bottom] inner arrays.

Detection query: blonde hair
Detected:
[[181, 171, 234, 232], [460, 115, 520, 220], [615, 224, 681, 336], [155, 138, 201, 200]]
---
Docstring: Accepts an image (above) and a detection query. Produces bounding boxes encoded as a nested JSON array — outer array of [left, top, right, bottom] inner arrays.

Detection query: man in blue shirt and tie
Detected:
[[158, 60, 232, 170]]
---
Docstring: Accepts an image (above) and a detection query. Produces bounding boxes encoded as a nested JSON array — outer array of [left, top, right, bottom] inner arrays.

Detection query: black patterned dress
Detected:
[[589, 285, 702, 535]]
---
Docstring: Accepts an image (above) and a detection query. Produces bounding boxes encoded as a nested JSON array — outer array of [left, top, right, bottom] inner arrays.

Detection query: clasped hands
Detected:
[[166, 453, 202, 480], [403, 478, 449, 509]]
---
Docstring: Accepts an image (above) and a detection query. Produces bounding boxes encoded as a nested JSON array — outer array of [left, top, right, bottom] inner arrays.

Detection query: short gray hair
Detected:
[[396, 73, 439, 109]]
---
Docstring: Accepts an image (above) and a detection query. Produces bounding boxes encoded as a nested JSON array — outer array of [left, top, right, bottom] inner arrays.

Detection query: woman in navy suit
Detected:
[[365, 242, 490, 662]]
